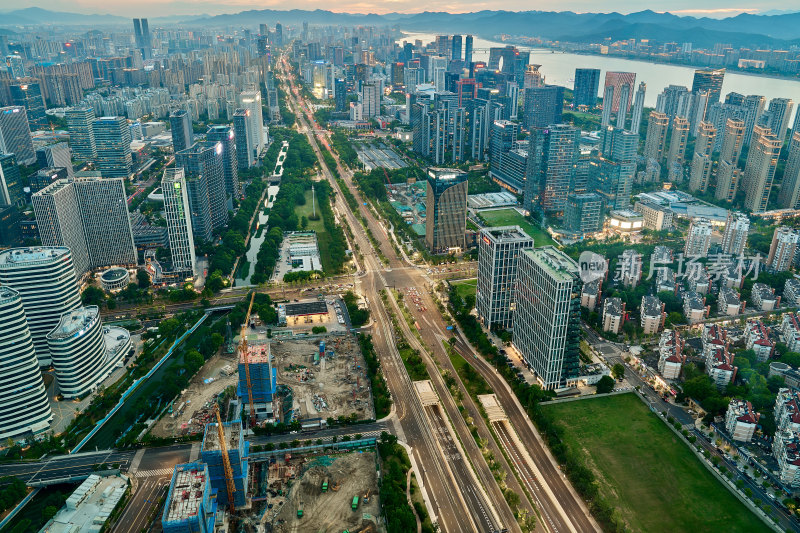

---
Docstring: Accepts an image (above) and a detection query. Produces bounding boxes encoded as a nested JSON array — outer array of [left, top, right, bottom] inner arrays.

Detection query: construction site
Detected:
[[272, 334, 374, 423], [265, 450, 382, 533]]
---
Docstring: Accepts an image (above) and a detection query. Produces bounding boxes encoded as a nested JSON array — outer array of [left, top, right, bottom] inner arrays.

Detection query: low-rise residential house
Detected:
[[775, 388, 800, 435], [640, 295, 665, 335], [751, 282, 779, 311], [683, 291, 709, 324], [785, 278, 800, 307], [702, 324, 728, 362], [581, 279, 601, 311], [718, 287, 743, 316], [686, 265, 711, 294], [773, 430, 800, 487], [745, 320, 775, 362], [770, 363, 800, 391], [722, 264, 744, 289], [782, 313, 800, 353], [602, 297, 625, 334], [724, 399, 760, 442], [618, 249, 642, 288], [658, 329, 685, 380]]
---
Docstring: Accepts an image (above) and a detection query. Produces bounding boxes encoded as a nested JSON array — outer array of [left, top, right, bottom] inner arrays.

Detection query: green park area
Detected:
[[477, 209, 556, 247], [542, 394, 769, 533], [451, 278, 477, 302]]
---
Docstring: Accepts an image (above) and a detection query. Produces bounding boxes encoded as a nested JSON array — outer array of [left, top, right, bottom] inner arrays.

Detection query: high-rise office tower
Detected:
[[94, 116, 132, 178], [36, 143, 74, 178], [239, 91, 265, 159], [630, 82, 646, 135], [513, 246, 581, 390], [425, 168, 468, 253], [476, 226, 534, 329], [72, 177, 136, 268], [5, 55, 25, 78], [600, 85, 614, 127], [523, 65, 544, 89], [65, 106, 96, 161], [334, 79, 347, 112], [451, 35, 462, 62], [616, 83, 630, 129], [666, 117, 690, 176], [743, 126, 782, 214], [489, 119, 519, 172], [47, 306, 121, 399], [762, 98, 794, 144], [604, 71, 636, 113], [573, 68, 600, 108], [206, 125, 240, 200], [643, 111, 669, 162], [0, 286, 52, 439], [169, 109, 193, 154], [274, 23, 283, 46], [162, 168, 197, 276], [685, 217, 713, 257], [0, 247, 81, 367], [691, 68, 725, 103], [0, 153, 23, 207], [133, 18, 151, 59], [525, 124, 580, 215], [464, 35, 473, 65], [721, 212, 750, 256], [176, 141, 228, 234], [9, 80, 47, 128], [778, 131, 800, 209], [564, 192, 605, 237], [689, 121, 717, 192], [361, 80, 381, 118], [592, 126, 636, 209], [232, 109, 253, 170], [767, 226, 800, 272], [523, 85, 563, 130], [0, 106, 36, 164], [32, 180, 90, 278]]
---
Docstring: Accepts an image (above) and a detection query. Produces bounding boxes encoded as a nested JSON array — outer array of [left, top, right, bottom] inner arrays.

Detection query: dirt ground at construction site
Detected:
[[150, 351, 239, 438], [267, 451, 383, 533], [272, 334, 374, 422]]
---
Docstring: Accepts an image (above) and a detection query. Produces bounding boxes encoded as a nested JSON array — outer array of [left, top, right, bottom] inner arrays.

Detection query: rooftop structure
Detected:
[[46, 474, 128, 533], [641, 295, 665, 335], [751, 283, 778, 311], [201, 418, 249, 508], [745, 320, 775, 362], [724, 399, 759, 442], [238, 342, 277, 420], [162, 463, 217, 533]]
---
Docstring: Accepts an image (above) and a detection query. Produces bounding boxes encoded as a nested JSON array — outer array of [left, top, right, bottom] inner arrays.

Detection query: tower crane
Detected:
[[213, 404, 237, 512], [241, 292, 257, 427]]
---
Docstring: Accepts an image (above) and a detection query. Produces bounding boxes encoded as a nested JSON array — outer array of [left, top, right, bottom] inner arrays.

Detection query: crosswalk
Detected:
[[134, 467, 174, 478]]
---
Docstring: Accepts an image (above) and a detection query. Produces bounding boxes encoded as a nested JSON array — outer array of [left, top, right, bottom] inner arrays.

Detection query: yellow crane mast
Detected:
[[213, 404, 237, 512], [241, 292, 257, 427]]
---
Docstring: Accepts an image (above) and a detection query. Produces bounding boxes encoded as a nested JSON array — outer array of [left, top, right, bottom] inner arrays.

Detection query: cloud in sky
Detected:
[[6, 0, 781, 18]]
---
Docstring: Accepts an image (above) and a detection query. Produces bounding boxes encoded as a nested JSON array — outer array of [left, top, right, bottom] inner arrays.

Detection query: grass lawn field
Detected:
[[294, 188, 334, 273], [543, 394, 770, 533], [477, 208, 556, 247], [451, 278, 477, 301]]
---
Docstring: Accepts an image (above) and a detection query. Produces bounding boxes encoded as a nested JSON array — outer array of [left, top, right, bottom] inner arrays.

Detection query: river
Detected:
[[398, 32, 800, 124]]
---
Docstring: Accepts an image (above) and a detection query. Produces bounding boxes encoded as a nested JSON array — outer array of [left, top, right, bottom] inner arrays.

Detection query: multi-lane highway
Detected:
[[278, 57, 515, 532], [0, 450, 135, 486]]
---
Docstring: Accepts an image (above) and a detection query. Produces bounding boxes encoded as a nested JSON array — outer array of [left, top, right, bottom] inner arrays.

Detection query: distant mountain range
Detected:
[[1, 7, 800, 49]]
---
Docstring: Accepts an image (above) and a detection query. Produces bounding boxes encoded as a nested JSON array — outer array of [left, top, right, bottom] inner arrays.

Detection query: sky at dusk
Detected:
[[3, 0, 795, 18]]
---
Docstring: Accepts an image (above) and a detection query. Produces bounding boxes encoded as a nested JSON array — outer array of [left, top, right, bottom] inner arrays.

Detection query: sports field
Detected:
[[543, 394, 770, 532], [477, 209, 556, 246]]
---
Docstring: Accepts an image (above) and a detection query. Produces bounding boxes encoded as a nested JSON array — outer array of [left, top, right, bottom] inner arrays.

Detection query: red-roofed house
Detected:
[[724, 399, 760, 442], [745, 320, 775, 362], [781, 313, 800, 353], [657, 329, 684, 380]]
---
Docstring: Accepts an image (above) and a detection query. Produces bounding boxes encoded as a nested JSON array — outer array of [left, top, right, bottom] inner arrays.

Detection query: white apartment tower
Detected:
[[685, 217, 713, 257], [162, 168, 197, 277], [0, 247, 81, 367], [720, 212, 749, 256], [0, 286, 52, 439]]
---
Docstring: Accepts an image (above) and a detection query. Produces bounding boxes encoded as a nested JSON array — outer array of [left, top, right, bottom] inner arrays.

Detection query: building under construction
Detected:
[[237, 341, 278, 422], [201, 418, 250, 509], [162, 462, 218, 533]]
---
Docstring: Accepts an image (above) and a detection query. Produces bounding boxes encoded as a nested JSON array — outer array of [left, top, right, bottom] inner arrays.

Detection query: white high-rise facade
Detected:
[[239, 91, 265, 160], [162, 168, 197, 277], [0, 286, 52, 439], [31, 180, 91, 278], [721, 212, 750, 256], [0, 247, 81, 366]]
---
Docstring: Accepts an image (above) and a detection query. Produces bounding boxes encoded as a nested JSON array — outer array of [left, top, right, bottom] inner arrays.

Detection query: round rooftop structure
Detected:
[[100, 267, 130, 292]]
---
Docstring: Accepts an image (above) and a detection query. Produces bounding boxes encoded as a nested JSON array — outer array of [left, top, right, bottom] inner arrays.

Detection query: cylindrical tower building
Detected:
[[0, 247, 81, 367], [46, 306, 107, 399], [0, 286, 52, 439]]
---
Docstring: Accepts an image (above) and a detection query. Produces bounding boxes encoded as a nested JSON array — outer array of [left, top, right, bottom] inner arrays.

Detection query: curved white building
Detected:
[[0, 286, 52, 440], [47, 306, 120, 399], [100, 267, 130, 292], [0, 247, 81, 367]]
